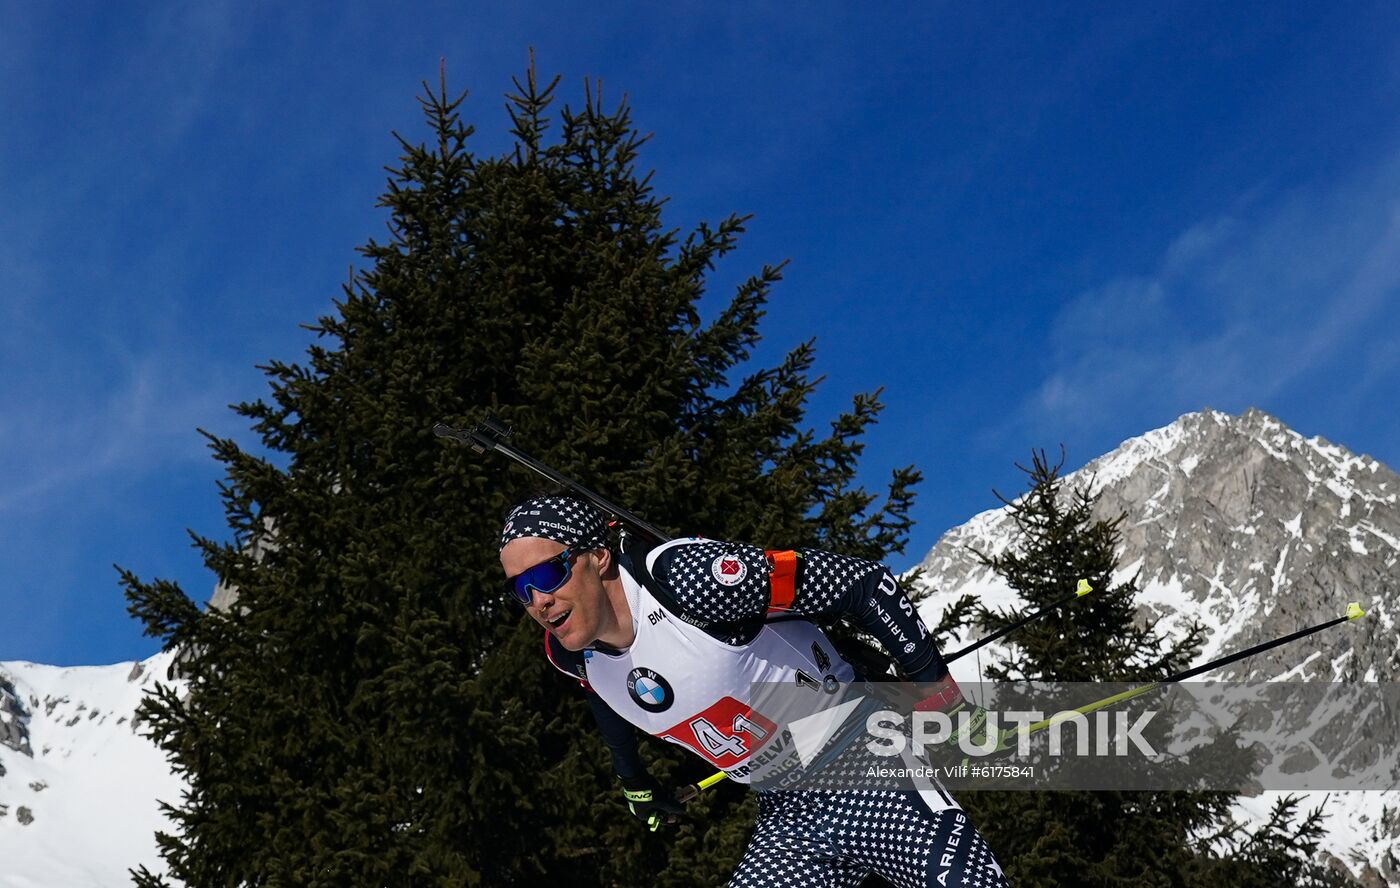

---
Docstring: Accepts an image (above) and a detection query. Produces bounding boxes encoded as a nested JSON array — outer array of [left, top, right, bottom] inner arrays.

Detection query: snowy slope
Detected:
[[0, 652, 184, 888], [911, 407, 1400, 885]]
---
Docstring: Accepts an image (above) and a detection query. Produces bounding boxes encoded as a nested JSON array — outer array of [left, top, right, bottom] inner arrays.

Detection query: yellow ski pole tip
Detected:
[[698, 772, 727, 791], [1345, 602, 1365, 621], [1076, 579, 1093, 597]]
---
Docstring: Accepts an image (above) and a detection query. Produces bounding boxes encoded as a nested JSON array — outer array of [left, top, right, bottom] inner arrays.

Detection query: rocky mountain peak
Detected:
[[916, 407, 1398, 681], [1078, 407, 1398, 676], [910, 407, 1400, 885]]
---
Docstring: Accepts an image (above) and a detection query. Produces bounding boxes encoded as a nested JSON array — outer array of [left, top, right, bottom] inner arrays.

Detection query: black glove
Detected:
[[619, 775, 685, 832]]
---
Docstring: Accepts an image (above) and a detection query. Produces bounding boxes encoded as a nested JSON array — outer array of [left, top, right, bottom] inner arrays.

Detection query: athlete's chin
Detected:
[[555, 629, 593, 651], [551, 616, 591, 651]]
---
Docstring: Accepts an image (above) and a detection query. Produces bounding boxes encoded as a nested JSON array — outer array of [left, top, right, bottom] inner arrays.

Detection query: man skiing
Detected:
[[499, 494, 1009, 888]]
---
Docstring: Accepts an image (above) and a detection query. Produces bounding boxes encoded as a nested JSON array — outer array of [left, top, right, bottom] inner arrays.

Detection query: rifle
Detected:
[[434, 418, 903, 676]]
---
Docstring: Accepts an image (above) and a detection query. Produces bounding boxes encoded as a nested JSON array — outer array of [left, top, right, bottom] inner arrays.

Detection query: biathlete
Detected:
[[499, 495, 1009, 888]]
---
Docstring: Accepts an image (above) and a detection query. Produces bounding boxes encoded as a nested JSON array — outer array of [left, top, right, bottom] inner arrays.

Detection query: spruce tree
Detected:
[[974, 449, 1200, 684], [121, 63, 920, 887], [957, 450, 1344, 887]]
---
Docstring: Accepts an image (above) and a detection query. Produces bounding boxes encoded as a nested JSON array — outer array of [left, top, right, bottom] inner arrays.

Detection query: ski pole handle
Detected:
[[675, 771, 728, 804]]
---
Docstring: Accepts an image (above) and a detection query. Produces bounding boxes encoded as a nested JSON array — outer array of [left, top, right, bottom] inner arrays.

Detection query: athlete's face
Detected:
[[500, 536, 609, 651]]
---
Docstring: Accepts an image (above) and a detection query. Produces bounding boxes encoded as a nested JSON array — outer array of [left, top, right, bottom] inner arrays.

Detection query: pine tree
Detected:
[[956, 449, 1344, 887], [974, 448, 1200, 684], [121, 61, 920, 887]]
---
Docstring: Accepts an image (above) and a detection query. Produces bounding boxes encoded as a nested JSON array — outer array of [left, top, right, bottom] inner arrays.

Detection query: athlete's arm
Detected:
[[544, 630, 652, 780], [544, 631, 681, 827], [650, 541, 950, 681], [584, 686, 650, 781]]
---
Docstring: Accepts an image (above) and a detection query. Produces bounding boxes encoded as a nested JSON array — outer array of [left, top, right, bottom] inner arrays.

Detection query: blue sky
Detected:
[[4, 3, 1399, 666]]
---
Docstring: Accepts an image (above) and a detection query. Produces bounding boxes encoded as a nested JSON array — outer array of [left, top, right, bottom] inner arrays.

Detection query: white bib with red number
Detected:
[[582, 540, 855, 783]]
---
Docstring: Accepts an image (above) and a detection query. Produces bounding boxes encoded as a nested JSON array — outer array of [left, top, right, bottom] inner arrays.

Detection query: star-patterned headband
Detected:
[[499, 495, 608, 551]]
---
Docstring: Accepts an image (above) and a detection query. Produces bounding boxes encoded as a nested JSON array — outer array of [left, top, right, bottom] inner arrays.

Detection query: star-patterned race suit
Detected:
[[544, 536, 1010, 888]]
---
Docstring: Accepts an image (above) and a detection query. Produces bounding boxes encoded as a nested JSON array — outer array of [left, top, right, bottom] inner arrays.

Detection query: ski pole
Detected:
[[675, 771, 728, 804], [651, 610, 1368, 787], [996, 601, 1369, 749], [944, 578, 1094, 663]]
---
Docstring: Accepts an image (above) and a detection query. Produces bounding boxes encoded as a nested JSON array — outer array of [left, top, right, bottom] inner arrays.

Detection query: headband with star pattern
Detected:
[[499, 495, 608, 551]]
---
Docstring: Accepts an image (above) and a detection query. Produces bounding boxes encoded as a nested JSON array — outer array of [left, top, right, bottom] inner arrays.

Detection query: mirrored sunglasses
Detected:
[[503, 548, 577, 604]]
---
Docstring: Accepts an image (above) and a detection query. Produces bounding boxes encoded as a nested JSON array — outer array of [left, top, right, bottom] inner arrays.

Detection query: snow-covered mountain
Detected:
[[2, 408, 1395, 885], [913, 407, 1400, 885], [0, 652, 184, 887]]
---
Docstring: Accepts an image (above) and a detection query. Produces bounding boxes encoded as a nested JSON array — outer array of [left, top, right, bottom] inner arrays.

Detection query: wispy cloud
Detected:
[[0, 2, 257, 515], [0, 351, 245, 514], [1006, 148, 1400, 444]]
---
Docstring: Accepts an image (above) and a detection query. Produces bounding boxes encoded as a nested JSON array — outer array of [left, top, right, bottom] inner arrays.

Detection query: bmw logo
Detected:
[[626, 667, 674, 713]]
